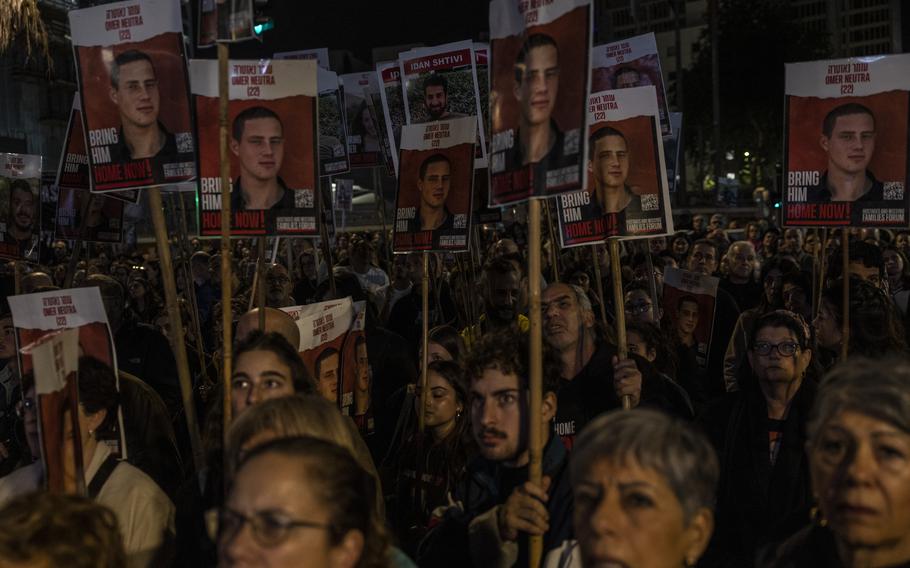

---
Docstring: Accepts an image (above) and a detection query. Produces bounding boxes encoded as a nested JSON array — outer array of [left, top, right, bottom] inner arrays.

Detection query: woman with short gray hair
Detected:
[[759, 357, 910, 567], [544, 408, 718, 568]]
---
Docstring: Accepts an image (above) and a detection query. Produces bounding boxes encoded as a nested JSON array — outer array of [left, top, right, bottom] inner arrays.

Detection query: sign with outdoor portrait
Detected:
[[488, 0, 592, 205], [662, 267, 718, 369], [69, 0, 196, 192], [191, 58, 319, 236], [376, 60, 406, 176], [0, 153, 41, 260], [783, 53, 910, 227], [341, 72, 383, 168]]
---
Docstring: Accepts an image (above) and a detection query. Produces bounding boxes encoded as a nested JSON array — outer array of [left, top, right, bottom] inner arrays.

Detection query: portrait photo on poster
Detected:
[[191, 59, 319, 237], [783, 54, 910, 228], [342, 72, 383, 168], [0, 153, 42, 261], [376, 60, 406, 176], [662, 266, 719, 370], [488, 0, 592, 206], [69, 0, 196, 193], [394, 117, 476, 253]]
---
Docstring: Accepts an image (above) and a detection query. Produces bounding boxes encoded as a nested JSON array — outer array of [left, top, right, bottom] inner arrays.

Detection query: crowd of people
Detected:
[[0, 211, 909, 567]]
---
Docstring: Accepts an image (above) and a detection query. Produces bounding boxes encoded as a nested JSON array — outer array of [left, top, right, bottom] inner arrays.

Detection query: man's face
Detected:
[[692, 216, 705, 231], [230, 117, 284, 183], [677, 300, 699, 336], [687, 243, 717, 275], [417, 160, 451, 210], [615, 69, 640, 89], [542, 284, 588, 351], [514, 44, 559, 127], [11, 188, 35, 232], [484, 270, 520, 325], [709, 214, 724, 231], [470, 368, 523, 463], [356, 342, 370, 393], [728, 243, 756, 279], [424, 85, 447, 120], [781, 229, 803, 254], [821, 113, 876, 177], [849, 260, 883, 288], [404, 253, 423, 283], [590, 135, 629, 191], [109, 59, 159, 128], [299, 252, 316, 279], [265, 265, 292, 302], [316, 352, 340, 402]]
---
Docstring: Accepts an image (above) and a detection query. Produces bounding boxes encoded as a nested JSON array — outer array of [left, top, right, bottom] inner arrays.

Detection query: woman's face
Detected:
[[425, 341, 454, 363], [811, 411, 910, 556], [220, 452, 361, 568], [418, 371, 462, 433], [883, 250, 904, 278], [624, 289, 657, 325], [127, 279, 146, 300], [231, 350, 296, 417], [747, 224, 759, 240], [574, 457, 711, 568], [747, 325, 811, 384], [813, 300, 842, 351], [672, 237, 688, 256]]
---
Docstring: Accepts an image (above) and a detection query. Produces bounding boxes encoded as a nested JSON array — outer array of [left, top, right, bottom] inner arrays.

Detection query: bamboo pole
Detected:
[[592, 244, 609, 326], [62, 192, 94, 289], [318, 179, 337, 298], [642, 240, 660, 327], [418, 252, 430, 432], [527, 199, 543, 568], [609, 239, 631, 410], [257, 237, 266, 329], [841, 235, 849, 360], [148, 187, 204, 472], [218, 42, 233, 434], [543, 199, 559, 283]]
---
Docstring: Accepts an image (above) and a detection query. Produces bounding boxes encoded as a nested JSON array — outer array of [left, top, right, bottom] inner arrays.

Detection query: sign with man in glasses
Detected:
[[488, 0, 592, 205], [662, 266, 719, 369]]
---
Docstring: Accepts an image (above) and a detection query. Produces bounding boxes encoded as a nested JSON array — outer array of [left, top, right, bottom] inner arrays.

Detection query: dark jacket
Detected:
[[757, 523, 910, 568], [418, 434, 573, 568], [699, 378, 817, 567]]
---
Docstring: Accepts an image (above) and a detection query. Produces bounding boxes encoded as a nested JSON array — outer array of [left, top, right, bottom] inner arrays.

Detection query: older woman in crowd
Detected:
[[760, 357, 910, 567], [702, 310, 818, 565], [545, 408, 717, 567]]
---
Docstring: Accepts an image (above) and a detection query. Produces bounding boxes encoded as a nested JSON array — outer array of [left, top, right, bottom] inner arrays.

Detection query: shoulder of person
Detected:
[[101, 460, 175, 517]]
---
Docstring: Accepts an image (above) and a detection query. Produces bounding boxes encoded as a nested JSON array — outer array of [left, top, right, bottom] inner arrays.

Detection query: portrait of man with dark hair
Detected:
[[410, 153, 455, 232], [807, 102, 883, 203], [5, 179, 36, 248], [613, 67, 642, 89], [229, 105, 296, 212], [314, 347, 340, 404], [587, 126, 643, 217], [419, 73, 467, 123], [107, 49, 179, 163]]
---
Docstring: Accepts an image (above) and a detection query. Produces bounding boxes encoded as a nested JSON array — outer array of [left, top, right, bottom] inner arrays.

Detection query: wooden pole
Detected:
[[148, 187, 205, 473], [543, 199, 560, 283], [642, 240, 660, 327], [592, 244, 609, 326], [62, 192, 94, 289], [810, 228, 819, 319], [841, 235, 849, 360], [318, 180, 337, 298], [418, 252, 430, 432], [609, 239, 631, 410], [527, 199, 544, 568], [218, 42, 234, 434], [257, 236, 266, 329], [816, 228, 829, 317], [174, 192, 208, 376]]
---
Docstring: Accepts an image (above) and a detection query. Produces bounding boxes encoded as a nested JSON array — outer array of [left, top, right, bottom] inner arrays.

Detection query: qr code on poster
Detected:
[[295, 189, 314, 209], [453, 214, 466, 229], [884, 182, 904, 201], [641, 194, 659, 211], [175, 132, 194, 153]]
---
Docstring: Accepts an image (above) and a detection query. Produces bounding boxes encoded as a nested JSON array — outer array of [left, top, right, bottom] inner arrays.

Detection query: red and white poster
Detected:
[[341, 302, 372, 436], [662, 267, 718, 369], [0, 153, 41, 260], [555, 86, 673, 247], [488, 0, 592, 205], [591, 33, 672, 136], [69, 0, 196, 192], [341, 72, 383, 168], [399, 40, 487, 168], [783, 54, 910, 228], [376, 60, 406, 175], [394, 117, 476, 253], [191, 58, 319, 236], [317, 68, 351, 177]]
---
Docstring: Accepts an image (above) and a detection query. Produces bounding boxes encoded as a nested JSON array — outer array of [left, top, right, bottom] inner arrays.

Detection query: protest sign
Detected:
[[662, 267, 718, 369], [341, 73, 383, 168], [0, 153, 41, 260]]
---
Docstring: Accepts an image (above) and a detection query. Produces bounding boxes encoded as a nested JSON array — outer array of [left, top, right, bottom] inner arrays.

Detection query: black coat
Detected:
[[757, 523, 910, 568]]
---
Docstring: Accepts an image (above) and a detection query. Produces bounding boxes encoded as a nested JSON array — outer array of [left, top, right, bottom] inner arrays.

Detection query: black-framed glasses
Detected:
[[752, 341, 799, 357], [210, 507, 332, 548]]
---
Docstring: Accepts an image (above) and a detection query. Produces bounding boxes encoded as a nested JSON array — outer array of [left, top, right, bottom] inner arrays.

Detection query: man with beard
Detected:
[[264, 263, 294, 308], [460, 257, 529, 348], [541, 283, 645, 448], [419, 74, 466, 122], [3, 180, 36, 255], [420, 330, 572, 568]]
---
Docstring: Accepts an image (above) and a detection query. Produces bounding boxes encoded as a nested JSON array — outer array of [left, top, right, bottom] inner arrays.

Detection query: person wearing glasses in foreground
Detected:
[[218, 436, 391, 568], [543, 408, 718, 567], [700, 310, 818, 565], [759, 357, 910, 567]]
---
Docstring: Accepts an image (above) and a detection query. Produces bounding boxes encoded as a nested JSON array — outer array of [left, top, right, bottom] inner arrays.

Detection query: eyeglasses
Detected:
[[752, 341, 799, 357], [624, 301, 653, 315], [210, 507, 332, 548]]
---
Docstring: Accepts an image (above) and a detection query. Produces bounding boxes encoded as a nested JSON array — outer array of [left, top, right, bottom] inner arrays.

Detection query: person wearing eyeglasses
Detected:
[[699, 310, 818, 566], [218, 436, 392, 568]]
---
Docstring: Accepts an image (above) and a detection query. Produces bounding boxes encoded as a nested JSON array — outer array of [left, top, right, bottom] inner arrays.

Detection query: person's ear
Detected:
[[541, 391, 557, 424], [682, 508, 714, 567], [230, 137, 240, 157], [819, 134, 829, 153], [109, 86, 119, 106], [86, 408, 108, 435], [330, 529, 364, 568], [798, 348, 812, 374]]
